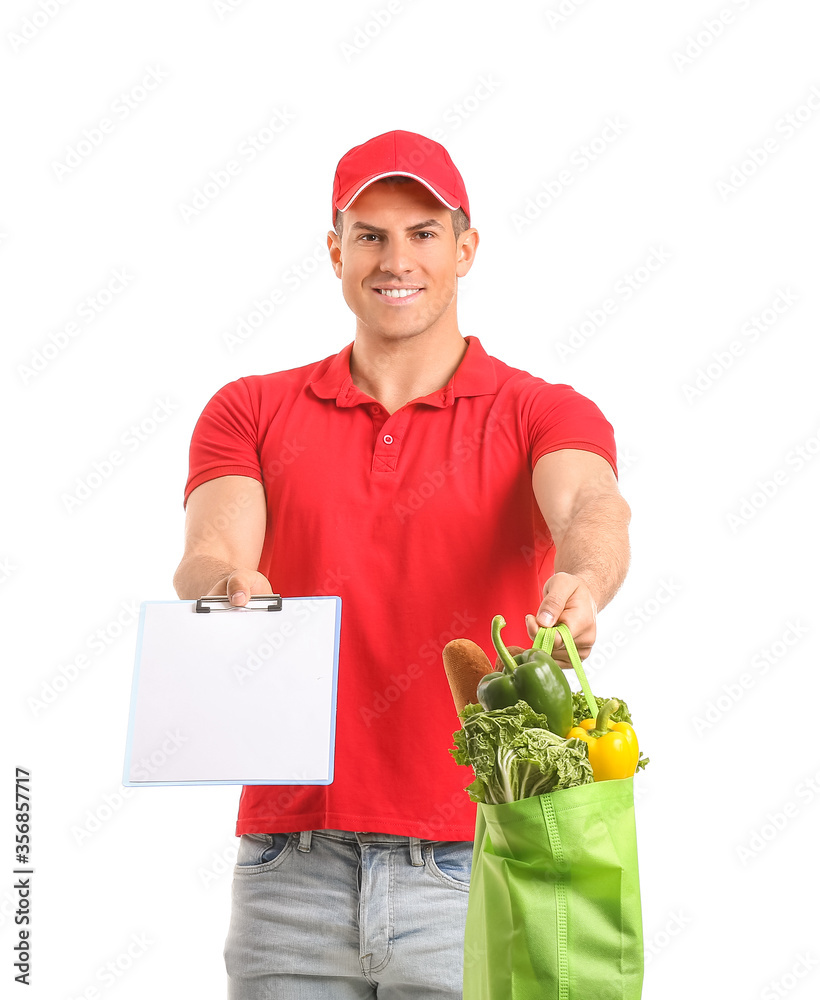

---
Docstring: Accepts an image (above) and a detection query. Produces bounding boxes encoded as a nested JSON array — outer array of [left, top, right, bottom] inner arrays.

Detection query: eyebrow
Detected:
[[348, 219, 447, 235]]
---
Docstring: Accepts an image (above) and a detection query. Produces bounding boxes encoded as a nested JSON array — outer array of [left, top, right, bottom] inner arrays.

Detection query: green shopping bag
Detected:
[[461, 624, 644, 1000]]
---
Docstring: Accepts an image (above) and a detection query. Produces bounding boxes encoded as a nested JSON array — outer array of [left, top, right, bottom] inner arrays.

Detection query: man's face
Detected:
[[328, 179, 477, 343]]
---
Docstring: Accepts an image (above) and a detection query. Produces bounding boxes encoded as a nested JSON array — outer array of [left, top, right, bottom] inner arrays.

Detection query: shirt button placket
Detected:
[[372, 411, 409, 474]]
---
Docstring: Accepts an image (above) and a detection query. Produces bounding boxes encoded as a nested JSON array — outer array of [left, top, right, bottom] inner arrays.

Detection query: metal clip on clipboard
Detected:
[[195, 594, 283, 613]]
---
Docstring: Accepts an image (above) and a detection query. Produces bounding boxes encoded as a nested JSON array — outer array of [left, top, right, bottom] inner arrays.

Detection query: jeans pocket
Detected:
[[234, 832, 294, 873], [425, 840, 473, 891]]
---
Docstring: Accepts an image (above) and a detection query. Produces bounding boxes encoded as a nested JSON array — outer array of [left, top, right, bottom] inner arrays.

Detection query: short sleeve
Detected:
[[183, 378, 262, 508], [526, 381, 618, 477]]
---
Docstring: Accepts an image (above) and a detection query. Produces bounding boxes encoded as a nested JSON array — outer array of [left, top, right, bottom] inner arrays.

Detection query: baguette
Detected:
[[442, 638, 494, 714]]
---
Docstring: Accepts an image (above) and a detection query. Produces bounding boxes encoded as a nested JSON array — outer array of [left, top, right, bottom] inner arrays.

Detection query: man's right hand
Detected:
[[207, 569, 274, 607]]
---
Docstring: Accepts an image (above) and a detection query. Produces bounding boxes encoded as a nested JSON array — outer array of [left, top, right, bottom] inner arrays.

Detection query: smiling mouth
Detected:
[[373, 287, 424, 301]]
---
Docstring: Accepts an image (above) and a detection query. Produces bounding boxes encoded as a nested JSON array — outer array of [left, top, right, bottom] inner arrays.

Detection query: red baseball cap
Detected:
[[332, 129, 470, 226]]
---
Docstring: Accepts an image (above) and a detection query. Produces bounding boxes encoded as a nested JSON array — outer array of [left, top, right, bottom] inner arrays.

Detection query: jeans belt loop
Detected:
[[297, 830, 313, 853], [409, 837, 424, 867]]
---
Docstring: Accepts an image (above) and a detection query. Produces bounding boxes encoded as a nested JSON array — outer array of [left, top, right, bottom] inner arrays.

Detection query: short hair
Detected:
[[334, 176, 470, 241]]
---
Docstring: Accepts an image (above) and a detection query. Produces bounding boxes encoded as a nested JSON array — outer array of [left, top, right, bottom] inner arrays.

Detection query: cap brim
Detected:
[[336, 172, 460, 213]]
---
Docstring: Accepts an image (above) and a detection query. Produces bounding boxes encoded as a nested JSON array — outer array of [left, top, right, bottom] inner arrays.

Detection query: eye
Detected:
[[359, 234, 380, 242], [414, 231, 434, 239]]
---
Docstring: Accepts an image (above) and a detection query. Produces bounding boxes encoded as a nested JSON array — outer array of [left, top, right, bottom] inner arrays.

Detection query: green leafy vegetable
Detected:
[[572, 692, 634, 727], [450, 700, 593, 804]]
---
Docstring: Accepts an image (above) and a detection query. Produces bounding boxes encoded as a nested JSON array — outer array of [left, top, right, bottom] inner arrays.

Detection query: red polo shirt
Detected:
[[184, 336, 617, 840]]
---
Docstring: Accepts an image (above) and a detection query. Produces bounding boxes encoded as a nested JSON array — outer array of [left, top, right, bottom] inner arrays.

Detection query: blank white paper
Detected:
[[122, 597, 341, 785]]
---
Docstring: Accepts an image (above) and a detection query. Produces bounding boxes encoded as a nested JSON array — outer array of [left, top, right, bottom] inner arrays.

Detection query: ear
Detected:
[[456, 228, 479, 278], [327, 231, 342, 279]]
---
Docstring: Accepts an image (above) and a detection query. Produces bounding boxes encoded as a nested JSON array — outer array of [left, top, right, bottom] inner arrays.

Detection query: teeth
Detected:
[[378, 288, 419, 297]]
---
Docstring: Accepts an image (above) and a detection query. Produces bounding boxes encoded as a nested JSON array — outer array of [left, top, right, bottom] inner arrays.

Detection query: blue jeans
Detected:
[[224, 829, 472, 998]]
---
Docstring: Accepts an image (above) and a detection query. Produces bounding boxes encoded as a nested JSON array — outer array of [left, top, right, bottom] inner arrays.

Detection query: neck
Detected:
[[349, 330, 468, 414]]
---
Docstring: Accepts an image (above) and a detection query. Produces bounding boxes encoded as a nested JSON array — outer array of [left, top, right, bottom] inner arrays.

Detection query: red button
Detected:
[[383, 434, 393, 445]]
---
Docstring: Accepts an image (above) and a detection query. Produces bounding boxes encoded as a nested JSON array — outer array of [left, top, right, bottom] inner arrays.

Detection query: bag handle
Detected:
[[533, 623, 599, 720]]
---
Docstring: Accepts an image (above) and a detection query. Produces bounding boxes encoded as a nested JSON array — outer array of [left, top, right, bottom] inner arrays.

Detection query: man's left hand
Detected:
[[525, 572, 597, 668]]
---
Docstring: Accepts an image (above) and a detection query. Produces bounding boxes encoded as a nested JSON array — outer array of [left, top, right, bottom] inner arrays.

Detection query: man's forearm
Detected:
[[552, 492, 631, 612], [173, 554, 237, 600]]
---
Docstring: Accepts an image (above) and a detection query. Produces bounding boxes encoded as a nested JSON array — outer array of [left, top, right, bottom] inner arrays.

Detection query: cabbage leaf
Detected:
[[450, 701, 593, 804]]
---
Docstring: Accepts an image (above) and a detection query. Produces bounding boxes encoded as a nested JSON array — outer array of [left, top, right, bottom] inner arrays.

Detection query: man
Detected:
[[173, 129, 631, 998]]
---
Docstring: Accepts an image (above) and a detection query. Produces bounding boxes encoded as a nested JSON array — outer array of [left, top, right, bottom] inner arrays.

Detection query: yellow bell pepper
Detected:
[[567, 699, 639, 781]]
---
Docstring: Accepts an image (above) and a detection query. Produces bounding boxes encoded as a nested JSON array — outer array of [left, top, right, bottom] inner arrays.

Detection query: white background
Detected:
[[3, 1, 819, 997]]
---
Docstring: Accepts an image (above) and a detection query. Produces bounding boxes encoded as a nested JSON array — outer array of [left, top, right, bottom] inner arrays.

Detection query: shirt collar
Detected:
[[307, 336, 497, 408]]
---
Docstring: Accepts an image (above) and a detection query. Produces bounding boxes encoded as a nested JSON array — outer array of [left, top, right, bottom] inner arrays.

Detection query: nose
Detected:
[[378, 239, 414, 279]]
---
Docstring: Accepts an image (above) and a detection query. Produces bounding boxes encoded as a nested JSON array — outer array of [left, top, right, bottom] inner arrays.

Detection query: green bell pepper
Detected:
[[476, 615, 573, 737]]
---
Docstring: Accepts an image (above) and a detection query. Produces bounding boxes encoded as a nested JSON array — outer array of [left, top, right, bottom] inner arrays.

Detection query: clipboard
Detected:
[[122, 595, 342, 787]]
